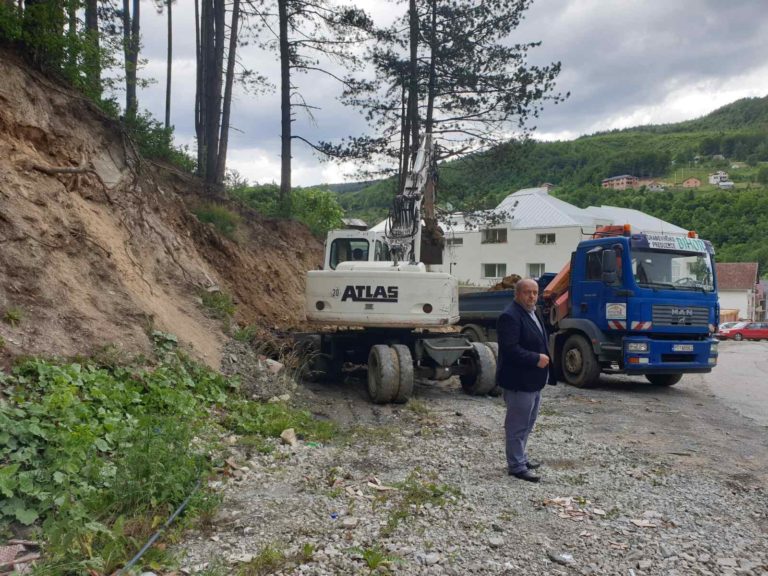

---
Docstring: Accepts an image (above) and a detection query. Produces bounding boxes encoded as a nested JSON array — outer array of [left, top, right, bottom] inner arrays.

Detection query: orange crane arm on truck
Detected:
[[544, 225, 630, 324]]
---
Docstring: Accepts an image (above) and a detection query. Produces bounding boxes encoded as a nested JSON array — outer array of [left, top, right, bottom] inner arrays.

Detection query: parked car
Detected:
[[717, 322, 768, 341], [718, 322, 740, 332]]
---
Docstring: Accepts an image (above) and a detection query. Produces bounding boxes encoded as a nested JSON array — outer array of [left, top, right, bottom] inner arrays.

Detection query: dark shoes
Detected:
[[526, 460, 541, 470], [509, 469, 540, 483]]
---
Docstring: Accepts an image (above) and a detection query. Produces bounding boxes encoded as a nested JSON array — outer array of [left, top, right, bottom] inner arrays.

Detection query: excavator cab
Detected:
[[324, 230, 391, 269]]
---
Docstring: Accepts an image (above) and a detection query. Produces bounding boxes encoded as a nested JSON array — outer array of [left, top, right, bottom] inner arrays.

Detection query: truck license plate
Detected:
[[672, 344, 694, 352]]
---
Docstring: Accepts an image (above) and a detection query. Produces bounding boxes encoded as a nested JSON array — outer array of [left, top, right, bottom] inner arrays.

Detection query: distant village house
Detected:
[[708, 171, 729, 184], [602, 175, 639, 190], [682, 177, 701, 188], [716, 262, 759, 321]]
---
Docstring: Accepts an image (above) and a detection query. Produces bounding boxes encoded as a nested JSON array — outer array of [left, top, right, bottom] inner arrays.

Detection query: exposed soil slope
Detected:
[[0, 49, 322, 368]]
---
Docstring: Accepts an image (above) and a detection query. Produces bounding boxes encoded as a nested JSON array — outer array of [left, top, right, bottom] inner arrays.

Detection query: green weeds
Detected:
[[379, 469, 461, 537], [0, 338, 335, 573], [349, 544, 401, 573], [405, 399, 429, 415], [2, 307, 22, 327], [193, 203, 241, 240], [200, 290, 236, 322], [233, 324, 258, 342], [238, 545, 288, 576]]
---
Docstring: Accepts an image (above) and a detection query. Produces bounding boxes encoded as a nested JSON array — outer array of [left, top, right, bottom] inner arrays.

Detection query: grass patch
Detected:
[[349, 544, 401, 572], [342, 425, 402, 448], [193, 203, 241, 239], [239, 545, 288, 576], [225, 400, 336, 441], [0, 338, 336, 573], [233, 324, 258, 342], [538, 405, 561, 417], [560, 473, 587, 486], [2, 307, 22, 327], [405, 399, 429, 415], [379, 469, 461, 537], [200, 290, 236, 320]]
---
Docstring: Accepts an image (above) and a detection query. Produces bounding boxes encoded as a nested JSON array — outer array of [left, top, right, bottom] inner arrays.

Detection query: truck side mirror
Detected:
[[601, 249, 618, 285]]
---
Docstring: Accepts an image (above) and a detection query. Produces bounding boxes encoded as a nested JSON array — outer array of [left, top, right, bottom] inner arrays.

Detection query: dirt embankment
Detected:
[[0, 49, 323, 368]]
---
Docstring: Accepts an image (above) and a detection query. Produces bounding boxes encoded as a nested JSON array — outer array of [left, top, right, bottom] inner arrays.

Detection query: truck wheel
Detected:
[[391, 344, 414, 403], [460, 342, 497, 395], [646, 374, 683, 386], [461, 324, 487, 343], [367, 345, 398, 404], [484, 342, 503, 397], [561, 334, 600, 388]]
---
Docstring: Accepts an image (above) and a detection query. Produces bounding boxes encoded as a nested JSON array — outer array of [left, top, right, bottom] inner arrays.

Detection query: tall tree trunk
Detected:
[[84, 0, 101, 97], [123, 0, 140, 120], [195, 0, 205, 174], [407, 0, 420, 168], [278, 0, 291, 214], [204, 0, 225, 186], [164, 0, 172, 129], [425, 0, 437, 133], [216, 0, 239, 185], [67, 2, 77, 71]]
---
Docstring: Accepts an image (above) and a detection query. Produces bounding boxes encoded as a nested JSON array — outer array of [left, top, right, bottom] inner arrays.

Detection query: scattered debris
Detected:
[[541, 496, 598, 521], [547, 550, 575, 566], [221, 341, 298, 401], [280, 428, 298, 446], [366, 476, 398, 492]]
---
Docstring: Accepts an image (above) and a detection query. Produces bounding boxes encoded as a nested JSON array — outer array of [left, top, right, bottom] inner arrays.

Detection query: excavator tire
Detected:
[[561, 333, 600, 388], [460, 342, 497, 396], [484, 342, 503, 397], [391, 344, 414, 403], [368, 345, 398, 404]]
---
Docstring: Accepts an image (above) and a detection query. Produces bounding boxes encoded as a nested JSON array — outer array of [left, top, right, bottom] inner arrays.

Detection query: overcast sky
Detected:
[[133, 0, 768, 186]]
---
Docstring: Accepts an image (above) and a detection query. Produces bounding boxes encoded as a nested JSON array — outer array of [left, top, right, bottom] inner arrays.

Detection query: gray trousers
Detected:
[[504, 388, 542, 474]]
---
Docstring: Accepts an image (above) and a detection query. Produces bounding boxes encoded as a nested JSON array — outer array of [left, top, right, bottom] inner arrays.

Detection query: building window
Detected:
[[446, 237, 464, 246], [527, 263, 545, 278], [481, 228, 507, 244], [482, 263, 507, 278], [536, 233, 556, 245]]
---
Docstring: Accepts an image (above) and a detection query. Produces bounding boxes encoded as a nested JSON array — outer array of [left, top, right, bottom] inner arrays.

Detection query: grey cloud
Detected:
[[134, 0, 768, 181]]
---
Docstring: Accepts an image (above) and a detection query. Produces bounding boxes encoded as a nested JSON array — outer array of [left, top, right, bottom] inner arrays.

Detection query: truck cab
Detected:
[[560, 231, 719, 386]]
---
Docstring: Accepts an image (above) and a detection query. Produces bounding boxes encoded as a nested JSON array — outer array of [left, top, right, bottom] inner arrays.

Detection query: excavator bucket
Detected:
[[420, 219, 444, 265]]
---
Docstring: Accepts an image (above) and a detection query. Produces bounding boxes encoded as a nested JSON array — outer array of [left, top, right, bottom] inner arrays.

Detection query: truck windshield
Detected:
[[632, 249, 715, 292]]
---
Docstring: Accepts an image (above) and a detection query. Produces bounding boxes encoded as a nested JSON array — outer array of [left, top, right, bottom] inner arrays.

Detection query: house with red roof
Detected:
[[716, 262, 759, 321]]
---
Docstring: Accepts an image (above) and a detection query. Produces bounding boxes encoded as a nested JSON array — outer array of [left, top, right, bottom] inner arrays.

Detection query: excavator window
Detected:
[[329, 239, 370, 269]]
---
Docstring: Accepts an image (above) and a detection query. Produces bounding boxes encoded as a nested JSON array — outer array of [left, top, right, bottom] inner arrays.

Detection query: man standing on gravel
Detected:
[[496, 278, 556, 482]]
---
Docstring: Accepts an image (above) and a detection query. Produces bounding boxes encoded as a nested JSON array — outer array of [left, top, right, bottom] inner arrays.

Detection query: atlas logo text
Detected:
[[341, 285, 398, 303]]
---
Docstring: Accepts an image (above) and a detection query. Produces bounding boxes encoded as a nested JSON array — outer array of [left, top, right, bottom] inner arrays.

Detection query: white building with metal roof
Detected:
[[438, 187, 687, 286]]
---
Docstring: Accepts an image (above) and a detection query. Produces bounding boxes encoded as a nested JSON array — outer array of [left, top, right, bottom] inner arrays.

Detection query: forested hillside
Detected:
[[337, 96, 768, 273]]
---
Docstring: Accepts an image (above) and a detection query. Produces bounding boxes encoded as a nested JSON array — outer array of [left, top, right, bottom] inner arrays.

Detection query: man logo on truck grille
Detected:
[[341, 285, 398, 303]]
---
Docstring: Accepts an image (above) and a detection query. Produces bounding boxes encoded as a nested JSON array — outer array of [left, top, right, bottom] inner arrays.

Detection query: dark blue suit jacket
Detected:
[[496, 301, 555, 392]]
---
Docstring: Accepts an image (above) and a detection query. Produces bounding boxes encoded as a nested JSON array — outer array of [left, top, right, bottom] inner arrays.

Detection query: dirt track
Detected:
[[177, 345, 768, 575]]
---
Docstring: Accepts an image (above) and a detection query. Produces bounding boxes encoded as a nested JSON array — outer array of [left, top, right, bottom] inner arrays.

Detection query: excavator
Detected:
[[302, 134, 497, 403]]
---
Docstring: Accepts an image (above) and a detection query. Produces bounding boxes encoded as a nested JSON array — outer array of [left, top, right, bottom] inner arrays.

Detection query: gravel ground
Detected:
[[176, 371, 768, 576]]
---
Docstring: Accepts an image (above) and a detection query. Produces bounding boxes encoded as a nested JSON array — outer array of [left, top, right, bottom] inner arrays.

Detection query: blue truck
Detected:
[[458, 229, 720, 387]]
